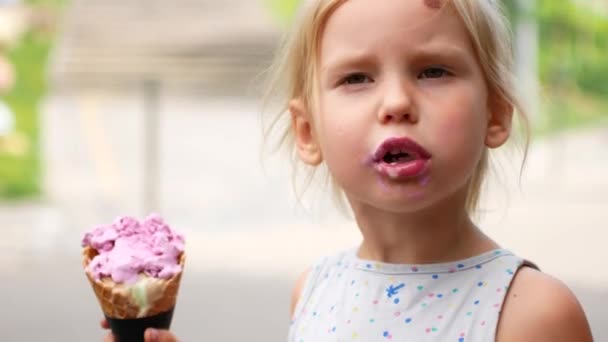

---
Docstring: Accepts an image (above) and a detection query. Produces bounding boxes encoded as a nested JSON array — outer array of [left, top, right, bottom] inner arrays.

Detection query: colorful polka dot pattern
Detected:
[[289, 248, 528, 341]]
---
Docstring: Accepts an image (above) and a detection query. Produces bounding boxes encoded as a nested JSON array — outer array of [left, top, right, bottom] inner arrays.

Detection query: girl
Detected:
[[264, 0, 593, 341], [101, 0, 593, 341]]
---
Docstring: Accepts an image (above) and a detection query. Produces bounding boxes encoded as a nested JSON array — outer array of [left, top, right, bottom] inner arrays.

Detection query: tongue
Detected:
[[384, 152, 412, 164]]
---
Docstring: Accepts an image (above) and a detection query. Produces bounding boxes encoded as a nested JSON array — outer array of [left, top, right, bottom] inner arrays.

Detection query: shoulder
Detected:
[[290, 268, 311, 317], [496, 266, 593, 341], [289, 249, 353, 317]]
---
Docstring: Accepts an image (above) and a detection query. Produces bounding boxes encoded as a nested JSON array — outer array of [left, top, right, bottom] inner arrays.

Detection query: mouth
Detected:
[[381, 150, 418, 164], [372, 137, 431, 179], [373, 137, 431, 163]]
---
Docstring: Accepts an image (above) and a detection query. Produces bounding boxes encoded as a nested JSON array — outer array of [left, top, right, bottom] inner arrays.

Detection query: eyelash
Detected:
[[340, 73, 372, 85], [419, 66, 451, 79], [338, 66, 451, 86]]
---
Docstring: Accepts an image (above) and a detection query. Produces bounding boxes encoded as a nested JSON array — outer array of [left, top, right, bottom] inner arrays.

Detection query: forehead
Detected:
[[320, 0, 473, 61]]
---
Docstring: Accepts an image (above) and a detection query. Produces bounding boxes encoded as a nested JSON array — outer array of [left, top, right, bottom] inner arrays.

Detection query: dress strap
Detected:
[[521, 259, 540, 271]]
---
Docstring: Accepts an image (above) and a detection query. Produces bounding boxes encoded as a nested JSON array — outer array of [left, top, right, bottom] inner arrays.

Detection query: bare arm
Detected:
[[497, 267, 593, 342]]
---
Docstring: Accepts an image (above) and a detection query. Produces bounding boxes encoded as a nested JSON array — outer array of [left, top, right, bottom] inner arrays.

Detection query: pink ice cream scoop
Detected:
[[81, 214, 185, 284]]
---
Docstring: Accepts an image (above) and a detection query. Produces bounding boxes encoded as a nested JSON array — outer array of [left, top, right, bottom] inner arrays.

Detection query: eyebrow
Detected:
[[409, 44, 471, 63], [321, 51, 377, 75]]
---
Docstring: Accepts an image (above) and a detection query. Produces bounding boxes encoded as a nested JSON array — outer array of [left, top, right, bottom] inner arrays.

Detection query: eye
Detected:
[[419, 67, 449, 79], [341, 73, 373, 85]]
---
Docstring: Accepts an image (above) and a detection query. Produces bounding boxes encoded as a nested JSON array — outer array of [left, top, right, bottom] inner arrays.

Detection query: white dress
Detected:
[[289, 248, 537, 341]]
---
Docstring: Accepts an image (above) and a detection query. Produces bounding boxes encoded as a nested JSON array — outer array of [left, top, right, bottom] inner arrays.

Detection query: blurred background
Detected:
[[0, 0, 606, 340]]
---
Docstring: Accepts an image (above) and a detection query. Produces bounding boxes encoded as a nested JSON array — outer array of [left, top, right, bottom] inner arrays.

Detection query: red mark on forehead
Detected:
[[424, 0, 443, 9]]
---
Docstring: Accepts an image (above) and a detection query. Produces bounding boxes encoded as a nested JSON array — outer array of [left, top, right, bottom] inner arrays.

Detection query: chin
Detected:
[[347, 187, 435, 214], [376, 196, 436, 214]]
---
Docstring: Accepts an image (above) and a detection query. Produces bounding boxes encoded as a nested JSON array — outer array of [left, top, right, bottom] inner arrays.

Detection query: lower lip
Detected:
[[374, 159, 430, 180]]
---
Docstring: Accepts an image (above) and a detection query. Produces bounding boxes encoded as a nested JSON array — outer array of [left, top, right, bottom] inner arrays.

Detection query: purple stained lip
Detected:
[[372, 136, 432, 163]]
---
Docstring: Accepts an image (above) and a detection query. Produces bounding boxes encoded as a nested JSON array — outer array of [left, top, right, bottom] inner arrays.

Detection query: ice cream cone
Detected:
[[81, 214, 185, 341], [83, 246, 185, 319], [83, 246, 185, 342]]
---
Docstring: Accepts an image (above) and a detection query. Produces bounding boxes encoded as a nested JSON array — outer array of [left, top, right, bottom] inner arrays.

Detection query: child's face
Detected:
[[291, 0, 511, 213]]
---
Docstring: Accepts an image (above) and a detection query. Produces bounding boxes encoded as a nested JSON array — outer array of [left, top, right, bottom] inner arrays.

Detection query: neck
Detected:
[[349, 187, 498, 264]]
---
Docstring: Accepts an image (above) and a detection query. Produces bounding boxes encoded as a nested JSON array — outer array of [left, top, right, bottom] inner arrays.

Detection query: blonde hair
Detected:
[[262, 0, 529, 214]]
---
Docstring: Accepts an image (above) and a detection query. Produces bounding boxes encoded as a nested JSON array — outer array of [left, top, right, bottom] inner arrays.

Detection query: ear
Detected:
[[290, 99, 323, 166], [485, 96, 513, 149]]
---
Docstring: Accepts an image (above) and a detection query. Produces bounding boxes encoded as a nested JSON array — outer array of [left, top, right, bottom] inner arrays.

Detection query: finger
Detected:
[[103, 332, 115, 342], [100, 319, 110, 329], [144, 328, 179, 342]]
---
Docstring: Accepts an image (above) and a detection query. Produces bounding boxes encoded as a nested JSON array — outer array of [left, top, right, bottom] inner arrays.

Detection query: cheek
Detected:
[[316, 114, 367, 181], [320, 120, 357, 162], [437, 110, 485, 145], [317, 99, 362, 156], [431, 103, 488, 170]]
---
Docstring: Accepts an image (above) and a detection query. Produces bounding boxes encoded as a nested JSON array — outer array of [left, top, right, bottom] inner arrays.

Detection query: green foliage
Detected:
[[265, 0, 301, 26], [536, 87, 608, 136], [25, 0, 69, 8], [536, 0, 608, 97], [0, 0, 65, 199], [0, 32, 51, 199], [503, 0, 608, 133], [534, 0, 608, 134]]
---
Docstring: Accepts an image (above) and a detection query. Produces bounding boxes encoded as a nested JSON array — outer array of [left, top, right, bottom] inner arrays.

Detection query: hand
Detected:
[[100, 319, 180, 342]]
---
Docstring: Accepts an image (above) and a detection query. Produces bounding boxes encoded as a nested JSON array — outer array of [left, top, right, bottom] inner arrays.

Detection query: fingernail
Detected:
[[147, 328, 159, 342]]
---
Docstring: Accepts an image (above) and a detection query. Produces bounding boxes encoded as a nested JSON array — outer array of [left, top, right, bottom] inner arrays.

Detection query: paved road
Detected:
[[1, 92, 606, 340]]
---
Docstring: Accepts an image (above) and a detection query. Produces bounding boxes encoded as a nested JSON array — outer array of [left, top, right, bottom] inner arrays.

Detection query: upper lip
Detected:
[[372, 136, 432, 162]]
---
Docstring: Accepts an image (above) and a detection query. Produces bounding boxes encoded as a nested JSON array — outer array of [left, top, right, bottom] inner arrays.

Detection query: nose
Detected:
[[377, 78, 418, 124]]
